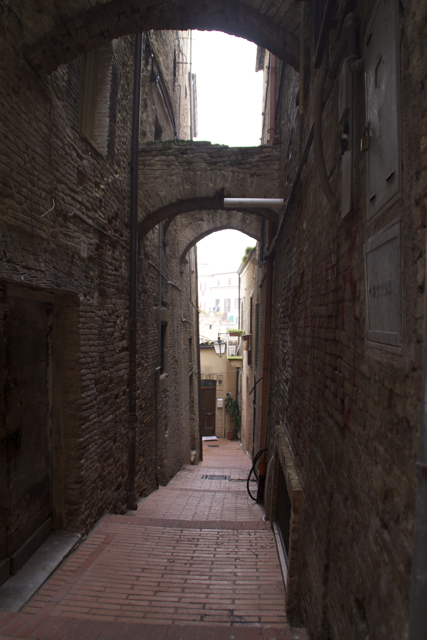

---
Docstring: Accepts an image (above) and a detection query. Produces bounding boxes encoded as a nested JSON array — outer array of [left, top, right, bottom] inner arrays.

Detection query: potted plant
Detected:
[[224, 393, 241, 440]]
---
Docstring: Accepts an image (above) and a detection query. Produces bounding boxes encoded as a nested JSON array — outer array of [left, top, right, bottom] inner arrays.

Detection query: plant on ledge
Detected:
[[225, 393, 241, 440]]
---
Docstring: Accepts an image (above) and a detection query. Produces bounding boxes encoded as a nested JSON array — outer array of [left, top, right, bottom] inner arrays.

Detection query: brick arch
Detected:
[[138, 142, 282, 236], [174, 211, 262, 264], [20, 0, 301, 74]]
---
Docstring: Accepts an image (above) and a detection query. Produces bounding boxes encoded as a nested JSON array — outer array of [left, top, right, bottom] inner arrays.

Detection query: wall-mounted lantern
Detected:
[[213, 335, 226, 358]]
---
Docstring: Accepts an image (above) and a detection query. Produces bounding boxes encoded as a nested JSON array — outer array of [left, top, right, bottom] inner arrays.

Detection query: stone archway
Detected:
[[174, 210, 262, 264], [138, 141, 282, 236], [11, 0, 301, 74]]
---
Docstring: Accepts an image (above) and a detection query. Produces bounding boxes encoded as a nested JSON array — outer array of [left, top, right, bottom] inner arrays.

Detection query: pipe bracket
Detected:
[[416, 461, 427, 479]]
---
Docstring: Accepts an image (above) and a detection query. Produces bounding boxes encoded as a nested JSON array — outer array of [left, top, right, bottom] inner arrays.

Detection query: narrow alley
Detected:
[[0, 441, 307, 640]]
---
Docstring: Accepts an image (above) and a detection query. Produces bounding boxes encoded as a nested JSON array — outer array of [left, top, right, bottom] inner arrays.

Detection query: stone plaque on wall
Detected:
[[364, 219, 402, 350]]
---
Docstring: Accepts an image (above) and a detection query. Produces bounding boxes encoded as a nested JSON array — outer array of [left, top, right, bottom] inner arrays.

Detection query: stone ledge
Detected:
[[274, 424, 303, 515], [271, 425, 304, 617]]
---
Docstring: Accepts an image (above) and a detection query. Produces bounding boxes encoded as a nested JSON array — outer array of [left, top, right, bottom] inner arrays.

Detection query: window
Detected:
[[234, 298, 239, 309], [224, 299, 231, 313], [217, 279, 220, 286], [215, 299, 220, 311], [79, 45, 114, 154], [228, 278, 231, 285]]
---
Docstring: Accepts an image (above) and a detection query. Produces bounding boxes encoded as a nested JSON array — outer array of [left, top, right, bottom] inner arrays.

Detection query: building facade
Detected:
[[198, 265, 240, 319], [0, 2, 426, 639]]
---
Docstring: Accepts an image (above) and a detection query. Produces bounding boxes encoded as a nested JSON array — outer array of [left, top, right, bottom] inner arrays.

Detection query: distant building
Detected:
[[198, 264, 239, 322]]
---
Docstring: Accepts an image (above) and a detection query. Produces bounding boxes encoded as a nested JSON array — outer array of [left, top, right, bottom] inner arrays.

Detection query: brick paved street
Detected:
[[0, 440, 307, 639]]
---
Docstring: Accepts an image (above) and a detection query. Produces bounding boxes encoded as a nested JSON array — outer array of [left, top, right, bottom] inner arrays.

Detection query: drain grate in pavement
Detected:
[[202, 474, 230, 481], [207, 445, 219, 448]]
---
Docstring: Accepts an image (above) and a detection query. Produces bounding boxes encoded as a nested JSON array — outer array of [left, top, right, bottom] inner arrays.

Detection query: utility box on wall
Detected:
[[364, 0, 401, 221]]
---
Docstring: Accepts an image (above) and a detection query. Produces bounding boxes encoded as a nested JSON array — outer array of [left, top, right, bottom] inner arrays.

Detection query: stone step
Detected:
[[0, 611, 308, 640]]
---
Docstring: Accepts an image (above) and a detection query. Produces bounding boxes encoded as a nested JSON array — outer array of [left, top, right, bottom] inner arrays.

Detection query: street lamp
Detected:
[[213, 335, 226, 358]]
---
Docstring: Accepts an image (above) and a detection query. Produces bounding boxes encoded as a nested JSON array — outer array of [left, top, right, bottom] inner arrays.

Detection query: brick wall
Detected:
[[0, 27, 199, 579], [258, 1, 427, 638]]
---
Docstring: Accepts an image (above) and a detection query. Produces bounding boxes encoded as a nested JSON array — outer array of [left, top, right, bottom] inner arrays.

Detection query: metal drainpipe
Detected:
[[195, 246, 203, 462], [408, 255, 427, 638], [127, 32, 143, 511], [256, 57, 276, 503], [155, 222, 162, 490], [269, 54, 277, 138], [238, 272, 241, 330], [189, 30, 193, 141], [256, 220, 274, 503]]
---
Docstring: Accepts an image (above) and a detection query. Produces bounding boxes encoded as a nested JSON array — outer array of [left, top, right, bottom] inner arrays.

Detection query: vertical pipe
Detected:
[[299, 3, 305, 115], [238, 272, 241, 330], [257, 71, 277, 501], [189, 30, 193, 141], [195, 246, 203, 462], [269, 54, 277, 138], [127, 33, 143, 511], [252, 371, 257, 461], [408, 235, 427, 638], [155, 222, 162, 490], [299, 2, 306, 158], [256, 220, 274, 503]]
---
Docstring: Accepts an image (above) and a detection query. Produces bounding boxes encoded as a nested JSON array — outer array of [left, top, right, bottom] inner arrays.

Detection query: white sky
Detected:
[[192, 30, 264, 147], [192, 31, 262, 272], [197, 230, 256, 273]]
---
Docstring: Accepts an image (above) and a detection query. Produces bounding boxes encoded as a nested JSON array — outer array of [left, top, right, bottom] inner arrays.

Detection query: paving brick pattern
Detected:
[[0, 440, 308, 639]]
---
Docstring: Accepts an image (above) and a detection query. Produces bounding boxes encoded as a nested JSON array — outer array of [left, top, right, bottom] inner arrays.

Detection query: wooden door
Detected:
[[201, 387, 216, 437], [0, 295, 52, 573]]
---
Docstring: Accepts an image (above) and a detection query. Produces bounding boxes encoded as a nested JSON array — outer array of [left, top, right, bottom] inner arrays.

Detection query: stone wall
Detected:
[[138, 141, 282, 234]]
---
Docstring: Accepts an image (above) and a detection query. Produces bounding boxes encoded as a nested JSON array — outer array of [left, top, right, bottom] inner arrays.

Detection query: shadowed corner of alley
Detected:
[[0, 439, 308, 640]]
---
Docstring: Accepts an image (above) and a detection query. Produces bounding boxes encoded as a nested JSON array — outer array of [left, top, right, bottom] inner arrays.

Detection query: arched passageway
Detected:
[[138, 142, 282, 235], [174, 210, 261, 264], [11, 0, 301, 74]]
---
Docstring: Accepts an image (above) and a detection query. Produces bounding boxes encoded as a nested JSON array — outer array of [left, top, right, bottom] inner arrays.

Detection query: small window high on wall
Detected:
[[79, 45, 114, 154]]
